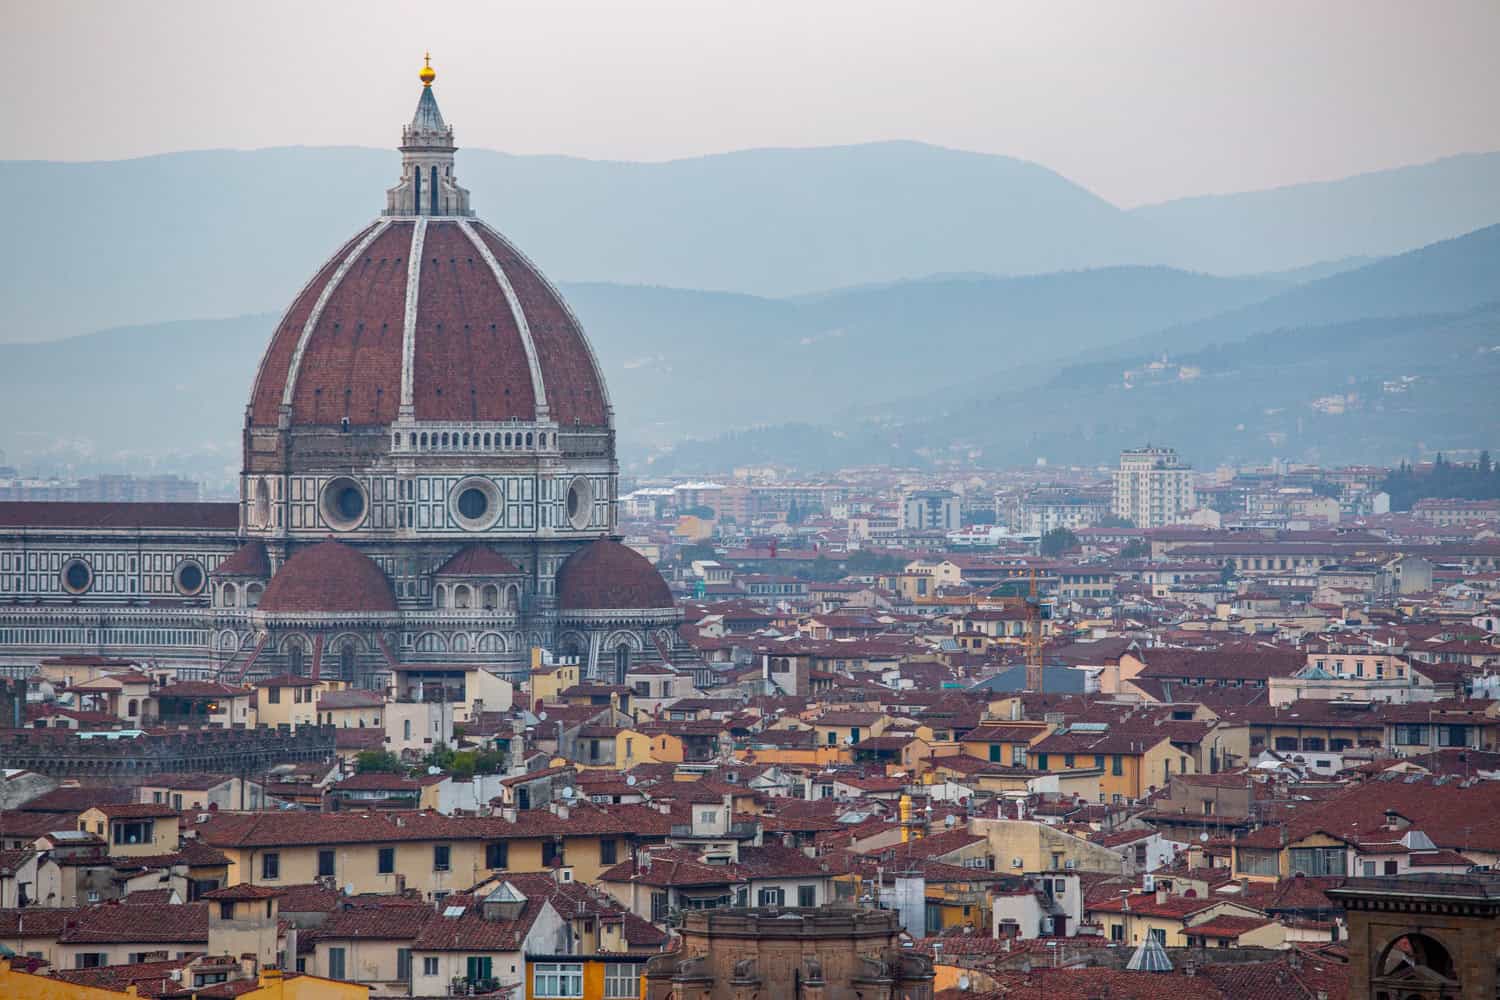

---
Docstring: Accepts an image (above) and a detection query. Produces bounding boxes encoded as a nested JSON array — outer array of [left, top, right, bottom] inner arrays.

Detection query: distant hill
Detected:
[[1107, 222, 1500, 359], [1132, 151, 1500, 274], [10, 143, 1497, 344], [650, 224, 1500, 472], [0, 266, 1288, 476], [0, 141, 1177, 342], [655, 304, 1500, 473]]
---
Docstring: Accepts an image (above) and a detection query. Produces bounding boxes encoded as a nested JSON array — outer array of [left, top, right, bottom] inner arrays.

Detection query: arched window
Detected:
[[483, 433, 491, 448], [504, 432, 512, 448], [525, 432, 533, 448], [482, 585, 499, 610], [435, 585, 448, 609], [430, 165, 439, 214], [1378, 933, 1457, 985], [126, 699, 138, 717], [245, 584, 262, 609], [223, 583, 238, 608], [454, 585, 472, 610], [252, 478, 272, 529], [614, 643, 631, 680], [339, 640, 357, 680], [287, 641, 305, 676], [413, 165, 422, 215]]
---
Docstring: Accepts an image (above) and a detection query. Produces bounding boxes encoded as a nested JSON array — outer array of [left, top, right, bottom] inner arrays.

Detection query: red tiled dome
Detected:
[[259, 540, 398, 614], [247, 219, 608, 430], [557, 540, 673, 611], [211, 540, 270, 579], [434, 543, 522, 577]]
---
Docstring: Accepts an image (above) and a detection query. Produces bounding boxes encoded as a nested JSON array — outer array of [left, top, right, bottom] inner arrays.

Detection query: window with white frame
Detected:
[[533, 962, 584, 998], [605, 963, 643, 999]]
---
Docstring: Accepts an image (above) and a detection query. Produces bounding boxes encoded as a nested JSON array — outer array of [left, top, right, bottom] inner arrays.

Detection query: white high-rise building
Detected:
[[900, 490, 961, 532], [1112, 446, 1196, 528]]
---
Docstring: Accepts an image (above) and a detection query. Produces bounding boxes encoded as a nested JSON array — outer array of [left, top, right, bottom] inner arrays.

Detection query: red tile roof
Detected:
[[435, 543, 523, 577], [211, 540, 271, 578], [557, 540, 673, 611], [0, 502, 237, 530], [59, 902, 209, 944], [259, 539, 398, 614]]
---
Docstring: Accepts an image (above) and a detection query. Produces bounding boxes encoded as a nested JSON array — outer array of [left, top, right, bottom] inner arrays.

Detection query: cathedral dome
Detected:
[[556, 539, 675, 611], [259, 540, 398, 614], [246, 69, 608, 435], [247, 218, 608, 430]]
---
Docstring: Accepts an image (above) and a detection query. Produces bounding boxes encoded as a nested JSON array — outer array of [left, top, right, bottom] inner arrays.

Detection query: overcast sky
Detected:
[[6, 0, 1499, 206]]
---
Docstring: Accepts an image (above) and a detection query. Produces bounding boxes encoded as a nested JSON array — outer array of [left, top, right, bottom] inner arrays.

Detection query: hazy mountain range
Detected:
[[1, 142, 1498, 479], [4, 143, 1500, 342]]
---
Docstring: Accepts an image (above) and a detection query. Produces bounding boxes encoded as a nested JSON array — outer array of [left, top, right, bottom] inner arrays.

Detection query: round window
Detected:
[[61, 558, 93, 595], [175, 561, 206, 596], [335, 485, 365, 520], [566, 476, 592, 531], [457, 488, 488, 520], [450, 478, 501, 531], [320, 477, 368, 531]]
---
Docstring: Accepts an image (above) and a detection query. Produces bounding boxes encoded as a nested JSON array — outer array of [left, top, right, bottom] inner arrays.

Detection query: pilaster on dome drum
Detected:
[[398, 218, 429, 417], [280, 219, 393, 410], [458, 219, 549, 421]]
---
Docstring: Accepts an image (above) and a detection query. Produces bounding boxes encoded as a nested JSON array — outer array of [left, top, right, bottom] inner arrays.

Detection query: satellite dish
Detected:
[[342, 883, 355, 896], [538, 711, 549, 721], [957, 975, 972, 991], [1199, 832, 1209, 842], [944, 814, 956, 828], [428, 766, 442, 775], [561, 786, 575, 800], [626, 776, 638, 787]]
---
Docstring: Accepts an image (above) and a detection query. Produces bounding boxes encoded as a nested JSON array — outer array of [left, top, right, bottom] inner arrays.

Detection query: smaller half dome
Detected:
[[557, 540, 673, 611], [434, 543, 522, 577], [259, 540, 398, 614]]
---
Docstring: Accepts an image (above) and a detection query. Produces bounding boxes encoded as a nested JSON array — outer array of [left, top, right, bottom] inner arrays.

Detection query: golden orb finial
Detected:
[[419, 52, 436, 87]]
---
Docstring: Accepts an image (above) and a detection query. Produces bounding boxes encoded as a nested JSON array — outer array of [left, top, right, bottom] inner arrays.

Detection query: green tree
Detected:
[[1096, 515, 1134, 528], [1119, 539, 1149, 560], [355, 749, 402, 774], [1040, 527, 1080, 557]]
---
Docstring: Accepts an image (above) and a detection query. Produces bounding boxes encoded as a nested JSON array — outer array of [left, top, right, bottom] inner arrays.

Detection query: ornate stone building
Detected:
[[645, 908, 934, 1000], [0, 59, 680, 687], [1330, 874, 1500, 1000]]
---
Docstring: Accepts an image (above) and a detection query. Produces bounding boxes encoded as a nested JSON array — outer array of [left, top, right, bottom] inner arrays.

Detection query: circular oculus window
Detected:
[[320, 477, 368, 531], [450, 478, 501, 531], [61, 558, 93, 595], [566, 476, 593, 531], [174, 560, 206, 596]]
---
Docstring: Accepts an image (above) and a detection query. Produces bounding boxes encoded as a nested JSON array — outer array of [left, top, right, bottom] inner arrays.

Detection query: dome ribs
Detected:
[[413, 221, 535, 422], [248, 223, 378, 427], [288, 223, 413, 427], [475, 224, 608, 426]]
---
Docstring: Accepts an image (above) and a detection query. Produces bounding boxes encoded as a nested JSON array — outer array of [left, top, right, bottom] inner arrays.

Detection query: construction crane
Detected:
[[1024, 566, 1048, 693]]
